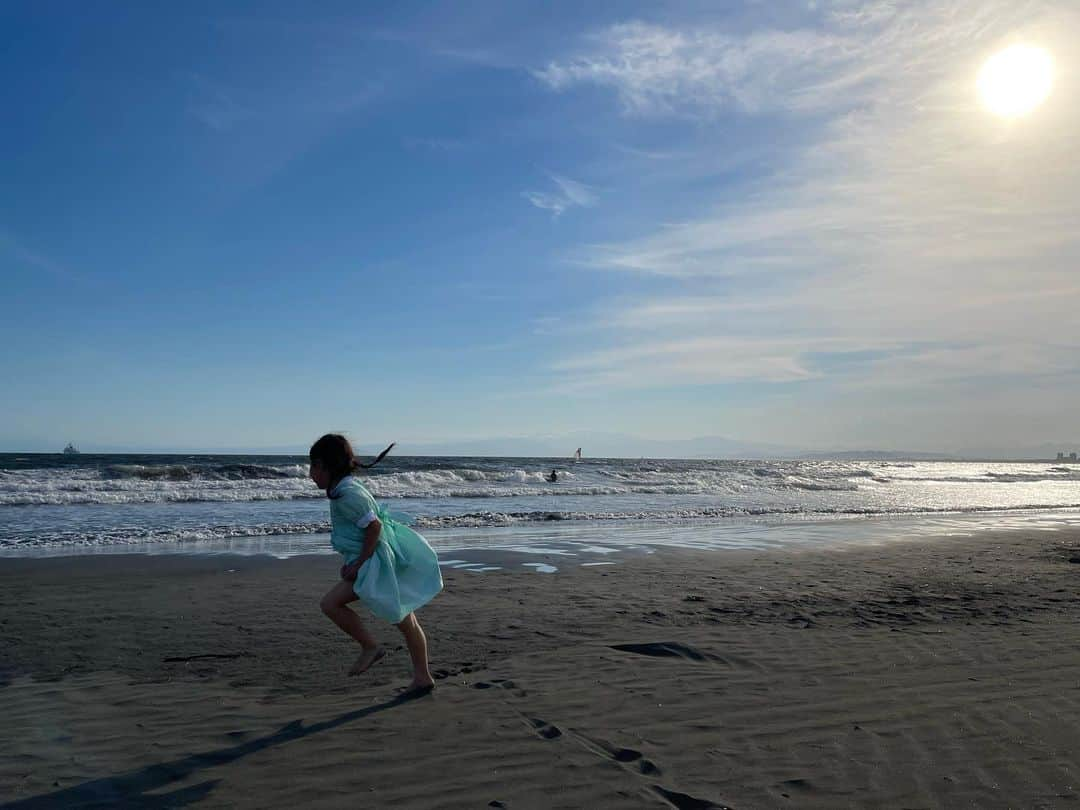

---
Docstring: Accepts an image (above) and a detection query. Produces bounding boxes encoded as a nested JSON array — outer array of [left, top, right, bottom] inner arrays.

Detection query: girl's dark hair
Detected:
[[309, 434, 355, 496], [309, 434, 396, 497]]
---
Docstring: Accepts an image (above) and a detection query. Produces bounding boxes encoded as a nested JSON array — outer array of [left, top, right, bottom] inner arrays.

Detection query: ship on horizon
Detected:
[[62, 443, 80, 455]]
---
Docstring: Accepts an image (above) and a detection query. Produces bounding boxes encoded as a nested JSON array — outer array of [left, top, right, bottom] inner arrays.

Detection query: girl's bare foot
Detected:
[[348, 646, 385, 676], [397, 678, 435, 700]]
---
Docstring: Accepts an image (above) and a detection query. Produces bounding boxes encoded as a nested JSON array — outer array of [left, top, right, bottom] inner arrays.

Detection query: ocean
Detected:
[[2, 453, 1080, 559]]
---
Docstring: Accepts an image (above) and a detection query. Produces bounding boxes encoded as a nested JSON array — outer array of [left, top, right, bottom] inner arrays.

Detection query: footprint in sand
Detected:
[[571, 729, 733, 807], [575, 732, 663, 777], [529, 718, 562, 739], [523, 723, 727, 808], [609, 642, 710, 661], [653, 785, 732, 809], [777, 778, 816, 800], [614, 747, 661, 775]]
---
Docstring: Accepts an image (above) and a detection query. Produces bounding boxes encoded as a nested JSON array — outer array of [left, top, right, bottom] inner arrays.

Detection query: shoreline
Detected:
[[4, 505, 1080, 563], [2, 526, 1080, 806]]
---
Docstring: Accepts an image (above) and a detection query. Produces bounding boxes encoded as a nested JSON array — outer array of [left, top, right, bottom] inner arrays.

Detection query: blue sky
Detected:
[[2, 1, 1079, 454]]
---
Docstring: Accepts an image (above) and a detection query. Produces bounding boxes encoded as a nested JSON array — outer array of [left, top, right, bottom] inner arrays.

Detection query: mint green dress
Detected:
[[329, 475, 443, 623]]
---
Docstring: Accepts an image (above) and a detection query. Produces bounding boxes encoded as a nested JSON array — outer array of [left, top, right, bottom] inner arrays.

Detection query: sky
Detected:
[[2, 1, 1079, 455]]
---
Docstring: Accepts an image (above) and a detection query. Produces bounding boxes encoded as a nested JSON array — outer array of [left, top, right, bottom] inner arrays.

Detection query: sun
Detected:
[[977, 44, 1053, 118]]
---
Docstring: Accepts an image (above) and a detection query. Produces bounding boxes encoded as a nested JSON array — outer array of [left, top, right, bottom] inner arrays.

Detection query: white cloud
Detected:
[[538, 0, 1080, 405], [0, 231, 76, 281], [523, 173, 598, 217], [402, 135, 467, 152], [535, 20, 855, 117]]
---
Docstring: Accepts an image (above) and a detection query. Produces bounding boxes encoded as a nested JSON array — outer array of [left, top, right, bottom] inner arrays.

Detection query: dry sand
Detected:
[[1, 527, 1079, 808]]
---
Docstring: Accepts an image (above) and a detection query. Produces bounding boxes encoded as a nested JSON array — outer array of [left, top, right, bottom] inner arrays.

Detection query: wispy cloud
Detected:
[[538, 0, 1080, 398], [178, 61, 386, 201], [613, 144, 683, 161], [523, 173, 598, 217], [0, 231, 77, 281], [402, 135, 467, 152], [535, 21, 852, 117], [184, 70, 383, 133], [185, 75, 253, 132]]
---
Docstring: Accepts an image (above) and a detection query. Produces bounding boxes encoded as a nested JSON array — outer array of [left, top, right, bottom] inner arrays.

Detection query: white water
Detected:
[[2, 454, 1079, 554]]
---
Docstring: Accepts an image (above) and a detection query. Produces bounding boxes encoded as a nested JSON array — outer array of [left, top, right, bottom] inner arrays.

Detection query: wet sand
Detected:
[[2, 527, 1079, 808]]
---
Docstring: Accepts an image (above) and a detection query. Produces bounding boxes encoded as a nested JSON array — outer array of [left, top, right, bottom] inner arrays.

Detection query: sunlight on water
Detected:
[[3, 455, 1080, 564]]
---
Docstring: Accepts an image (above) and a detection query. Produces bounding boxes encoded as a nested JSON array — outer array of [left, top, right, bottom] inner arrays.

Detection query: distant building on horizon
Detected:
[[1057, 451, 1078, 462]]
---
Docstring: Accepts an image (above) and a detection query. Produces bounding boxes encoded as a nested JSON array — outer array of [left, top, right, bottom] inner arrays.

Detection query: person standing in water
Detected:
[[309, 434, 442, 697], [547, 469, 558, 482]]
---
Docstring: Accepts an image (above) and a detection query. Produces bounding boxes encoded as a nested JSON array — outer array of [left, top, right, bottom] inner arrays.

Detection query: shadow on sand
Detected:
[[2, 694, 418, 809]]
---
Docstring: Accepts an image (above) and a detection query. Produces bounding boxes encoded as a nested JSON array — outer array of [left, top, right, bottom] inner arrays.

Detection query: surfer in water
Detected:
[[547, 469, 558, 482]]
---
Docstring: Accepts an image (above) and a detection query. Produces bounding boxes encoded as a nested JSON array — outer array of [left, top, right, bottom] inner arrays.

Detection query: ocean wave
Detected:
[[984, 470, 1080, 482], [414, 507, 763, 527], [370, 467, 571, 491], [412, 501, 1080, 528], [0, 484, 322, 506], [782, 477, 860, 492], [6, 501, 1080, 548], [101, 463, 305, 481], [867, 471, 1080, 485], [0, 480, 861, 506], [0, 521, 331, 549], [3, 459, 1080, 510]]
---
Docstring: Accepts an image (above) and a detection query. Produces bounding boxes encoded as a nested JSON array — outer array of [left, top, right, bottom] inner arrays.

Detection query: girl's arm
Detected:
[[341, 517, 382, 581], [359, 517, 382, 562]]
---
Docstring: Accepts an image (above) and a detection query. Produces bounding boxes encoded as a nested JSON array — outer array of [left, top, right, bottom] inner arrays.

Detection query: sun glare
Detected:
[[977, 44, 1053, 118]]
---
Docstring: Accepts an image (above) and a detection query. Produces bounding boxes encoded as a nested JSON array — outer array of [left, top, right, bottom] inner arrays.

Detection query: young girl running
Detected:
[[309, 434, 443, 697]]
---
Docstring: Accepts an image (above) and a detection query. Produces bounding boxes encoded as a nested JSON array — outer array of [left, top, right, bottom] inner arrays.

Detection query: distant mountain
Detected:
[[394, 432, 799, 459], [800, 444, 1080, 462], [798, 450, 956, 461], [5, 434, 1076, 461]]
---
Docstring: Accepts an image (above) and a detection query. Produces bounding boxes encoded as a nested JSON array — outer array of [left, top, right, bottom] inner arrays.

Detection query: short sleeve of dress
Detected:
[[337, 480, 380, 529]]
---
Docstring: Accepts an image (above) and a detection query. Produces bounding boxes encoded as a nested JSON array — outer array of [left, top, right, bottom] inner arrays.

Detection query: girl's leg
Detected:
[[395, 612, 434, 689], [320, 580, 384, 675]]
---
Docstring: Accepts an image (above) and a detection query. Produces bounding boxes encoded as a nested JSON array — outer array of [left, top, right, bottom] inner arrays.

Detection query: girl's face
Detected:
[[309, 460, 331, 490]]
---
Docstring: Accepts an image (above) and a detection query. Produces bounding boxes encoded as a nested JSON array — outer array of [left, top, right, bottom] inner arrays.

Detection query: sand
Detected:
[[1, 528, 1079, 808]]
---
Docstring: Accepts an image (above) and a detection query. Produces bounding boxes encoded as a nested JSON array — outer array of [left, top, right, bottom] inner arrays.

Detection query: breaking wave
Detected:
[[4, 454, 1080, 552], [414, 501, 1080, 528]]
